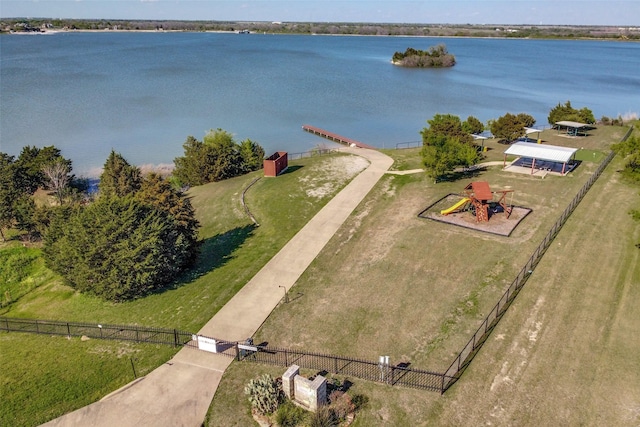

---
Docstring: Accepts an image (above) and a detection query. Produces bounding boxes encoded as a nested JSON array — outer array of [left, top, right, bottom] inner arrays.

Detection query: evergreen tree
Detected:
[[15, 145, 71, 193], [490, 113, 536, 142], [462, 116, 485, 135], [421, 114, 473, 145], [173, 136, 211, 186], [0, 153, 21, 241], [548, 100, 595, 125], [44, 196, 193, 301], [100, 150, 142, 197], [136, 173, 200, 262], [239, 139, 265, 172], [173, 129, 266, 186]]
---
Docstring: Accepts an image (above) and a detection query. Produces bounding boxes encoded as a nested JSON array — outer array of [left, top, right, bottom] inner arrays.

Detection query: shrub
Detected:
[[275, 400, 307, 427], [244, 374, 282, 415], [351, 393, 369, 410], [328, 391, 355, 422], [308, 405, 338, 427]]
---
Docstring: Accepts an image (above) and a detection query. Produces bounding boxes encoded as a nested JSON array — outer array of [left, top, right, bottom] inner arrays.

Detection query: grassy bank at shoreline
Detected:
[[2, 123, 639, 426], [0, 152, 365, 426]]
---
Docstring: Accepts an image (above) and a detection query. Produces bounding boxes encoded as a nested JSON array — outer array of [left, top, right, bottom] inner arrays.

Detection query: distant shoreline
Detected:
[[3, 28, 637, 43], [2, 19, 638, 41]]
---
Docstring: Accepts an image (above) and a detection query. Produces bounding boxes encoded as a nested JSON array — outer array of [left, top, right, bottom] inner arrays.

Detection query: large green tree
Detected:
[[173, 129, 265, 186], [239, 139, 265, 173], [15, 145, 72, 194], [548, 101, 596, 125], [1, 147, 78, 241], [421, 136, 480, 183], [420, 114, 481, 182], [421, 114, 473, 145], [99, 150, 142, 197], [490, 113, 536, 142], [462, 116, 485, 135], [136, 173, 200, 262], [0, 154, 22, 241], [44, 152, 200, 301], [44, 196, 195, 301]]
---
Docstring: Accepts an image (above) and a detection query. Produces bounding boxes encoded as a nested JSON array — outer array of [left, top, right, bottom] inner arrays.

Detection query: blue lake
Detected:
[[1, 32, 639, 175]]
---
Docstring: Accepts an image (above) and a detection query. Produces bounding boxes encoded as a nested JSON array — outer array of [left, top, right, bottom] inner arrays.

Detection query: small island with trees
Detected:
[[392, 44, 456, 68]]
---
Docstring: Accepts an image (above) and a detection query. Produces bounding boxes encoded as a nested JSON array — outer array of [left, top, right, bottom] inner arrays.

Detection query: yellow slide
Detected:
[[440, 198, 470, 215]]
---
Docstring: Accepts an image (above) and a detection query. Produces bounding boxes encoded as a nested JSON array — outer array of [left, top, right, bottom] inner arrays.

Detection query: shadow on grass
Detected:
[[189, 224, 257, 281], [437, 166, 485, 183], [279, 165, 304, 175], [155, 224, 257, 293]]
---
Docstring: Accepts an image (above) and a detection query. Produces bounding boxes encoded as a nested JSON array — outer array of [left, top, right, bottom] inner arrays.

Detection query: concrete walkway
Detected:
[[42, 147, 393, 427]]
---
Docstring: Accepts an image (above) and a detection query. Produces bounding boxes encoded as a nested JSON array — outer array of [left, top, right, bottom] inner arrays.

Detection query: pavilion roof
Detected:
[[504, 142, 578, 163]]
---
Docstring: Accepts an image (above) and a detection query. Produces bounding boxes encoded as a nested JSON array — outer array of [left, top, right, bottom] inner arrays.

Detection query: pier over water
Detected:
[[302, 125, 375, 149]]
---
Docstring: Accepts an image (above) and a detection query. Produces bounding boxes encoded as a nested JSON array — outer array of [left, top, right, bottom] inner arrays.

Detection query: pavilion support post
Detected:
[[531, 158, 536, 175], [562, 162, 566, 175]]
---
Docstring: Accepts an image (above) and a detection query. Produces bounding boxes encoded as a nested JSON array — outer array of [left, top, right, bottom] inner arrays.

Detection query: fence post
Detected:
[[173, 329, 179, 347], [235, 342, 240, 361], [66, 322, 71, 337]]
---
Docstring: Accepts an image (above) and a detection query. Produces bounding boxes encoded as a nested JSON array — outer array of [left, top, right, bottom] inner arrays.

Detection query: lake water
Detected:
[[1, 32, 639, 176]]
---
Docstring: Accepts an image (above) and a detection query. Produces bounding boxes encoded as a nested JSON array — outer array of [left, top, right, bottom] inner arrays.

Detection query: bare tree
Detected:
[[42, 160, 69, 205]]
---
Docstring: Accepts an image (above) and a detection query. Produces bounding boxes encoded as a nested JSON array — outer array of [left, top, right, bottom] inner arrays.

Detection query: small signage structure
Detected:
[[282, 365, 327, 412], [264, 151, 288, 177], [195, 335, 219, 353]]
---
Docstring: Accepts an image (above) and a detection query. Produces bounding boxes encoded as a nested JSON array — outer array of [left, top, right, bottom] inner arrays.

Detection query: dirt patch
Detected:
[[297, 156, 369, 199]]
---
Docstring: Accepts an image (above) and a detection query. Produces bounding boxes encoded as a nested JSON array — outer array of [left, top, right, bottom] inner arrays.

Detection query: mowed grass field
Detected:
[[0, 153, 367, 426], [208, 125, 640, 426]]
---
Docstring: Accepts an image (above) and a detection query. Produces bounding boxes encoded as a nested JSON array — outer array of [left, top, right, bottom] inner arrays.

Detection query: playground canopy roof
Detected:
[[465, 181, 493, 200], [504, 142, 578, 163]]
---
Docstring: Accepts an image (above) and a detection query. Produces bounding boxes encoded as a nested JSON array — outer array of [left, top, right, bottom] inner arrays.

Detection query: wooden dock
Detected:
[[302, 125, 375, 149]]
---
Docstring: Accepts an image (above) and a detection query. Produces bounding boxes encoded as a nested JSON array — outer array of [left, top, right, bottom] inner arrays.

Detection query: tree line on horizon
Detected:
[[1, 18, 637, 40]]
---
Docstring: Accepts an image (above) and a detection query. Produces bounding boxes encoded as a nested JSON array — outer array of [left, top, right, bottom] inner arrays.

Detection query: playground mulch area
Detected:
[[419, 193, 532, 237]]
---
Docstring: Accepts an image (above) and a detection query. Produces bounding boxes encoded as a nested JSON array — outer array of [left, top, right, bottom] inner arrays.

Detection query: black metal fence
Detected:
[[0, 317, 197, 348], [394, 140, 422, 149], [233, 343, 449, 392], [442, 148, 617, 391], [287, 148, 338, 161], [1, 128, 630, 395]]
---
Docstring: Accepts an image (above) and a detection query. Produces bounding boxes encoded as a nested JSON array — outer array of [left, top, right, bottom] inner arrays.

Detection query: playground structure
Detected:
[[440, 181, 513, 222]]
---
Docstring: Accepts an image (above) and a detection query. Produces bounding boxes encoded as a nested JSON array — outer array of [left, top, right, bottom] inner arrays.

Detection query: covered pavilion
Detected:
[[503, 142, 578, 176], [555, 120, 592, 137]]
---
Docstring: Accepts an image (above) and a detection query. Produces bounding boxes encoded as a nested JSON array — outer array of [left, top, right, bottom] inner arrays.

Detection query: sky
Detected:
[[1, 0, 639, 26]]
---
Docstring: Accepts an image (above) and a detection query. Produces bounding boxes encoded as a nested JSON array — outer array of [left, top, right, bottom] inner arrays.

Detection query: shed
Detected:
[[264, 151, 288, 177], [503, 142, 578, 175]]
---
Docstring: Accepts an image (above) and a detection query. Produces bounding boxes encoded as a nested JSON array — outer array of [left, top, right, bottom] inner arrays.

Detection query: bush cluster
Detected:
[[173, 129, 265, 186], [392, 44, 456, 68]]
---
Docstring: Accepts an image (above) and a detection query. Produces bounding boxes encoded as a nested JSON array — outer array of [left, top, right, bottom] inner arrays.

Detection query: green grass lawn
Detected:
[[0, 333, 176, 427], [2, 123, 636, 426], [0, 152, 365, 426], [208, 125, 640, 425]]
